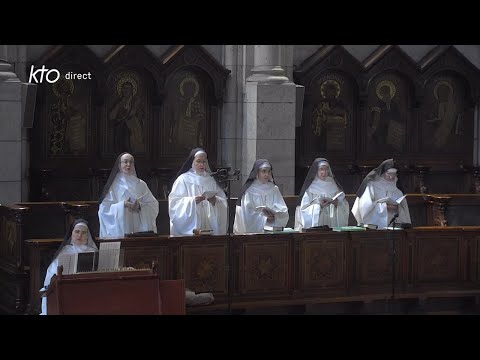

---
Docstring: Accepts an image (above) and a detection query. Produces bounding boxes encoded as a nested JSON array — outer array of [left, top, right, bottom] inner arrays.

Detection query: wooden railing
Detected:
[[24, 227, 480, 315], [1, 194, 479, 314]]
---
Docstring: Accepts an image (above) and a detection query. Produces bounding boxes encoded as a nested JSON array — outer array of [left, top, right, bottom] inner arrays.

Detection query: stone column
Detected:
[[220, 45, 246, 197], [0, 60, 23, 204], [243, 45, 297, 195], [248, 45, 289, 84]]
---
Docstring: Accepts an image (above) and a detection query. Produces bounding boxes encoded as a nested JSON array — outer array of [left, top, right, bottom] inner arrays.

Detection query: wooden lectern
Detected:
[[44, 265, 185, 315]]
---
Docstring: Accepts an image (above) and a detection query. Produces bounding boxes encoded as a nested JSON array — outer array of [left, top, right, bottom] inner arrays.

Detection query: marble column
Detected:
[[0, 60, 34, 204], [220, 45, 247, 197], [243, 45, 297, 195], [0, 60, 23, 203]]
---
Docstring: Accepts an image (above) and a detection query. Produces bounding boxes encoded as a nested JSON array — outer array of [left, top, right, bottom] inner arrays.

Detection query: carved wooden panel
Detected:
[[158, 45, 229, 169], [474, 236, 480, 283], [304, 71, 355, 156], [164, 69, 207, 154], [294, 45, 362, 168], [365, 72, 411, 154], [45, 72, 90, 157], [30, 46, 103, 176], [179, 243, 227, 294], [299, 238, 346, 289], [350, 231, 402, 292], [421, 73, 470, 154], [104, 69, 150, 156], [239, 238, 290, 294], [0, 271, 19, 313], [413, 235, 464, 285], [0, 218, 16, 261], [122, 246, 169, 280]]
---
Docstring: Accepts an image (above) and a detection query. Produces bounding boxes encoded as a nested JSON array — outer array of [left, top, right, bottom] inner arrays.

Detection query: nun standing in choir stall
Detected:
[[168, 148, 228, 236], [352, 158, 411, 228], [40, 219, 98, 315], [98, 152, 159, 238], [294, 158, 349, 230], [233, 159, 289, 234]]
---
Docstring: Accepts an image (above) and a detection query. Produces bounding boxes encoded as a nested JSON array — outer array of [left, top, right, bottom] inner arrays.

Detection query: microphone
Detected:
[[388, 213, 399, 226]]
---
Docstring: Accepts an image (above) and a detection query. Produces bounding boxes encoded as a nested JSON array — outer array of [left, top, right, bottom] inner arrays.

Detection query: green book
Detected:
[[332, 226, 366, 232]]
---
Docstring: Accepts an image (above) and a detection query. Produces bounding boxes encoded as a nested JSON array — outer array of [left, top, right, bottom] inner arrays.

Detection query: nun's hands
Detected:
[[124, 199, 140, 211], [195, 196, 206, 204], [387, 204, 398, 212], [207, 196, 216, 205]]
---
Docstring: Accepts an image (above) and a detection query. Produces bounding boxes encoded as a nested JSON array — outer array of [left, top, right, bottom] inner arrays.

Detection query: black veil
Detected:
[[98, 152, 134, 204], [174, 148, 207, 180], [236, 159, 276, 206], [296, 158, 344, 206], [174, 148, 222, 187], [356, 158, 404, 196]]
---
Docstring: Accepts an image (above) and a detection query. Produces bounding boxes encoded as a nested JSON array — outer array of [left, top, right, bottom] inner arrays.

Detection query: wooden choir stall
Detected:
[[23, 226, 480, 315], [0, 194, 479, 314]]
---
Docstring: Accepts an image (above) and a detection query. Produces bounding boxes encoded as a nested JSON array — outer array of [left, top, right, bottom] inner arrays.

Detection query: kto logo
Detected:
[[29, 65, 60, 84], [28, 65, 93, 84]]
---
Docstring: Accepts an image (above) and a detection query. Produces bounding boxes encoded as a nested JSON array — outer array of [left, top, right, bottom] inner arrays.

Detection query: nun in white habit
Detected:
[[294, 158, 349, 230], [98, 152, 159, 238], [168, 148, 228, 236], [40, 219, 98, 315], [352, 158, 411, 228], [233, 159, 289, 234]]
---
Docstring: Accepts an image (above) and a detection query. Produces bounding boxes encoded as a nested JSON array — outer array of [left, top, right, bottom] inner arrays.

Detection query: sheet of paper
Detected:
[[98, 241, 121, 271], [57, 253, 77, 275]]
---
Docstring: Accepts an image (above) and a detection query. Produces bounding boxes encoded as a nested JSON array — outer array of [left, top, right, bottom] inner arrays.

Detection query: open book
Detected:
[[255, 206, 278, 216], [376, 194, 407, 205], [309, 191, 345, 206], [57, 251, 97, 274], [202, 191, 218, 199]]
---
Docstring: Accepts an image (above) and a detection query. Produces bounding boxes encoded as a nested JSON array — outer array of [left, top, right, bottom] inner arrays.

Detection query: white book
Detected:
[[308, 191, 345, 206], [331, 191, 345, 201], [255, 206, 278, 215], [376, 194, 407, 205], [202, 190, 218, 199]]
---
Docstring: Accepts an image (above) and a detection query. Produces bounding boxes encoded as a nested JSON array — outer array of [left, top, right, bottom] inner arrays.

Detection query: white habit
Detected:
[[99, 173, 159, 237], [169, 170, 228, 236], [352, 177, 411, 228], [233, 180, 289, 234], [294, 177, 349, 230]]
